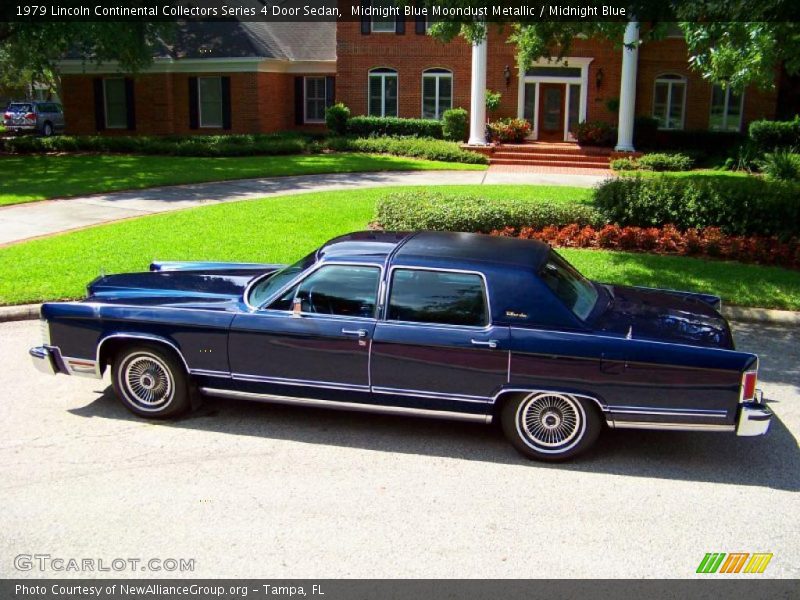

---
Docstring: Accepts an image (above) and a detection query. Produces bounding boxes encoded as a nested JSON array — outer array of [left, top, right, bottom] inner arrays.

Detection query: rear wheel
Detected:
[[501, 392, 602, 461], [111, 344, 190, 418], [42, 122, 53, 136]]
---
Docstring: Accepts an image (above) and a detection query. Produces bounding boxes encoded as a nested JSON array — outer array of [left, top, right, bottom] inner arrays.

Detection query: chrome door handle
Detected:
[[471, 339, 499, 349], [342, 328, 368, 338]]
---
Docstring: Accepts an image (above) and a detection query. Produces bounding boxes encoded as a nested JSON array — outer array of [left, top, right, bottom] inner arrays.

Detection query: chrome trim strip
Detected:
[[372, 386, 491, 404], [230, 372, 369, 392], [200, 387, 491, 424], [96, 333, 190, 377], [612, 421, 736, 432], [190, 368, 232, 379], [608, 405, 728, 419]]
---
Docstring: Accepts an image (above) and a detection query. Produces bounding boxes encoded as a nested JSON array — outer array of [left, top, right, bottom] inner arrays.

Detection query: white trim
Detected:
[[421, 69, 453, 120], [197, 76, 223, 129], [303, 76, 327, 124], [368, 69, 398, 118], [102, 77, 127, 129], [517, 57, 593, 141], [653, 74, 687, 130], [709, 84, 745, 132], [57, 58, 336, 75]]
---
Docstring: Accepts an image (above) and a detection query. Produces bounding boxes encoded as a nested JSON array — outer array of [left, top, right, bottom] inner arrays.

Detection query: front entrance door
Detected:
[[538, 83, 565, 141]]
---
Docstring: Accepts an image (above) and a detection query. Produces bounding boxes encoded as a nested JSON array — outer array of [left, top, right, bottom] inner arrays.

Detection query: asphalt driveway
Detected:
[[1, 319, 798, 578]]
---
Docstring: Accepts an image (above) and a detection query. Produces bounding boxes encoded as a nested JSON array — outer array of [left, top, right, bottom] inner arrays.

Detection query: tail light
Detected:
[[3, 112, 11, 120], [24, 112, 36, 121], [741, 371, 757, 402]]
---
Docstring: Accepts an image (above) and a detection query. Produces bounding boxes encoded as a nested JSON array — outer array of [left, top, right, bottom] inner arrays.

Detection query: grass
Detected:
[[1, 185, 798, 310], [0, 152, 485, 207], [615, 169, 749, 178]]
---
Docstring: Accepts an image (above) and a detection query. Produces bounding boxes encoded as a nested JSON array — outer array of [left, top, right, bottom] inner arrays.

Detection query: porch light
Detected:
[[595, 68, 604, 90], [503, 65, 512, 87]]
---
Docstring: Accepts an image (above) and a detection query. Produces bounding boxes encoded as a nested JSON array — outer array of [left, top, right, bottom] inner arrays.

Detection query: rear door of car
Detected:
[[370, 266, 509, 415]]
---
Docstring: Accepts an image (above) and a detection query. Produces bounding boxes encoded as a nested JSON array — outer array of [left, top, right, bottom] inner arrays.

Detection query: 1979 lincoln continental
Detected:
[[30, 231, 772, 461]]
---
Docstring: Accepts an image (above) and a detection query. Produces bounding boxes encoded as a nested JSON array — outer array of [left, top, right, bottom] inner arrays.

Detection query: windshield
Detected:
[[247, 252, 316, 307], [539, 251, 599, 321]]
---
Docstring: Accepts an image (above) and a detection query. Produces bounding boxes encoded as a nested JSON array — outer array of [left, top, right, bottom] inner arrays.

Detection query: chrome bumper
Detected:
[[30, 345, 59, 375], [736, 391, 773, 436]]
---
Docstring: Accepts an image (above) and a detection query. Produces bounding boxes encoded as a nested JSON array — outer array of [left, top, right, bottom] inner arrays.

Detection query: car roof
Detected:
[[318, 231, 550, 270]]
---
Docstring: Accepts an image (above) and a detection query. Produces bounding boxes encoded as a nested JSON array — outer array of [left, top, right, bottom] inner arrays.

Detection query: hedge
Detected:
[[346, 116, 443, 138], [0, 133, 310, 156], [374, 190, 603, 232], [442, 108, 468, 142], [324, 136, 487, 164], [594, 175, 800, 238], [644, 129, 745, 153], [611, 152, 694, 172], [749, 118, 800, 151]]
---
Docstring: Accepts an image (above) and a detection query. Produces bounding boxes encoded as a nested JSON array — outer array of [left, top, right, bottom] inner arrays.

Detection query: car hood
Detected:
[[86, 267, 282, 311], [592, 285, 734, 349]]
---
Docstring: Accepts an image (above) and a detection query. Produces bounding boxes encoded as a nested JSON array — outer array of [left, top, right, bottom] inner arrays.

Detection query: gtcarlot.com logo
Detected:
[[697, 552, 773, 574], [14, 554, 195, 572]]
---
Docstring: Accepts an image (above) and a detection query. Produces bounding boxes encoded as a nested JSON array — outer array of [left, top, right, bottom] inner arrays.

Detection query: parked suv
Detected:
[[3, 101, 65, 136]]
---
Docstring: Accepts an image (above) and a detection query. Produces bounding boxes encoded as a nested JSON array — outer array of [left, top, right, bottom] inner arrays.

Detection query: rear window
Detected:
[[539, 251, 598, 321], [387, 268, 488, 327], [7, 103, 32, 112]]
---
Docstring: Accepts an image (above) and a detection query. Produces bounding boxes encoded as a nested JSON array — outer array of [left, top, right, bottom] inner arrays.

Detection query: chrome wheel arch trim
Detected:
[[96, 333, 190, 377]]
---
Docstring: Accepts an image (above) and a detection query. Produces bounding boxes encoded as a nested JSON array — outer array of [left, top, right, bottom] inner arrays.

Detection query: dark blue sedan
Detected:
[[30, 231, 772, 461]]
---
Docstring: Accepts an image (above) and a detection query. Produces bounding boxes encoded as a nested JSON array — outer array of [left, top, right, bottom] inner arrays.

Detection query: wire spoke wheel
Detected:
[[517, 393, 584, 453], [122, 353, 174, 411]]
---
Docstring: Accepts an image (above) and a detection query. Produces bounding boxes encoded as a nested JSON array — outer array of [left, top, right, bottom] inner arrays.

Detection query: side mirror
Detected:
[[291, 298, 303, 318]]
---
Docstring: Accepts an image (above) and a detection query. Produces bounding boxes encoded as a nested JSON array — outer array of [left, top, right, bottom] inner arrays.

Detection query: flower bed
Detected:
[[491, 224, 800, 270]]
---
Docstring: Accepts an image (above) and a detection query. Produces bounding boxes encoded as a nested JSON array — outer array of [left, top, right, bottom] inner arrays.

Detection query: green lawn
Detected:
[[0, 153, 485, 207], [1, 185, 798, 310]]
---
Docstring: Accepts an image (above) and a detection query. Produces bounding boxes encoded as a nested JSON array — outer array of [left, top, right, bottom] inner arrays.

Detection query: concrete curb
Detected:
[[1, 302, 798, 326]]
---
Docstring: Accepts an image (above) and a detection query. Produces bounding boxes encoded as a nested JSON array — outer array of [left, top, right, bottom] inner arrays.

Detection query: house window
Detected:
[[198, 76, 223, 128], [422, 69, 452, 119], [709, 85, 744, 131], [369, 68, 398, 117], [305, 77, 327, 123], [653, 74, 686, 130], [103, 78, 127, 129], [371, 0, 396, 32]]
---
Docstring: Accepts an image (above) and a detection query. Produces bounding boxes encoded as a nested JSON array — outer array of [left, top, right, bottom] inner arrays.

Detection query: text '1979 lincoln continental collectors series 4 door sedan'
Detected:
[[30, 231, 773, 461]]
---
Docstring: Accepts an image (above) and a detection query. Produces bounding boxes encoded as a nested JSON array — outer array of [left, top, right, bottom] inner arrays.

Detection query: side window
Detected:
[[387, 269, 488, 327], [268, 265, 381, 318]]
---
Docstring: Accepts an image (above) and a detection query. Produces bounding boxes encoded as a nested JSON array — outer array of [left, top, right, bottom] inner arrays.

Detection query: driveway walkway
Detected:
[[0, 169, 606, 246]]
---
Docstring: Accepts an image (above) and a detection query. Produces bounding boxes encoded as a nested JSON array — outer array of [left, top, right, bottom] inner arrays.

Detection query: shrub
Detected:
[[374, 190, 603, 232], [749, 117, 800, 151], [650, 129, 745, 153], [325, 103, 350, 136], [759, 148, 800, 181], [593, 175, 800, 238], [485, 89, 502, 115], [324, 136, 487, 164], [487, 118, 531, 143], [633, 116, 659, 148], [611, 157, 638, 171], [636, 152, 694, 171], [573, 121, 616, 147], [442, 108, 468, 142], [346, 116, 443, 138]]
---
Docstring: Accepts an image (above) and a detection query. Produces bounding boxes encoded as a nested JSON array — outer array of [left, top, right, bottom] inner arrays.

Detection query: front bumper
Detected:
[[736, 390, 773, 436], [30, 345, 60, 375]]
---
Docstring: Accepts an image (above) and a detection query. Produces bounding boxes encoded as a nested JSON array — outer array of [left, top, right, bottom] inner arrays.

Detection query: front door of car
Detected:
[[370, 268, 509, 413], [228, 264, 382, 399]]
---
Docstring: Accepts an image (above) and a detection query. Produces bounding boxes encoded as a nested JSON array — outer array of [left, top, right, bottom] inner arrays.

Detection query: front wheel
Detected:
[[42, 122, 53, 136], [112, 345, 190, 418], [501, 392, 602, 462]]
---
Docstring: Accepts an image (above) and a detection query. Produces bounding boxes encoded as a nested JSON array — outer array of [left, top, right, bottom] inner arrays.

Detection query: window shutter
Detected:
[[415, 16, 426, 35], [221, 76, 232, 130], [294, 76, 304, 125], [396, 14, 405, 35], [124, 78, 136, 130], [360, 0, 370, 34], [188, 77, 199, 130], [325, 76, 335, 108], [93, 78, 105, 131]]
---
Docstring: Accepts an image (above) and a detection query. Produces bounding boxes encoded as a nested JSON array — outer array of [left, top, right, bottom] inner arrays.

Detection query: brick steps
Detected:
[[487, 142, 612, 169], [491, 158, 611, 168], [493, 151, 610, 164]]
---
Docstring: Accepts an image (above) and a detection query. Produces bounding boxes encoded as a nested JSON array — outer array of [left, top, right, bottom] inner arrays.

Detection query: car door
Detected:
[[370, 267, 509, 414], [228, 263, 382, 400]]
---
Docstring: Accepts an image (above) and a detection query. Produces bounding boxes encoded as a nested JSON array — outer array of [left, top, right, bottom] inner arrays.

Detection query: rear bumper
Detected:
[[736, 391, 773, 436], [30, 345, 60, 375], [5, 125, 36, 131]]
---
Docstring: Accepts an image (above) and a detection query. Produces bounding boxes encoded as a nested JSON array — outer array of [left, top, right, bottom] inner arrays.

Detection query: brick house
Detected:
[[58, 16, 782, 151]]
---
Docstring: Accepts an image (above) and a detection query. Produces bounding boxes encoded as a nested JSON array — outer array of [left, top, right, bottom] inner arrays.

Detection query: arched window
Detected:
[[368, 68, 398, 117], [653, 74, 687, 130], [421, 68, 453, 120]]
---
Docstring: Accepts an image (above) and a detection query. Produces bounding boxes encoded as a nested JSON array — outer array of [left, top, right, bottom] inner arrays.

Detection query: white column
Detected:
[[615, 20, 640, 152], [467, 35, 488, 145]]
